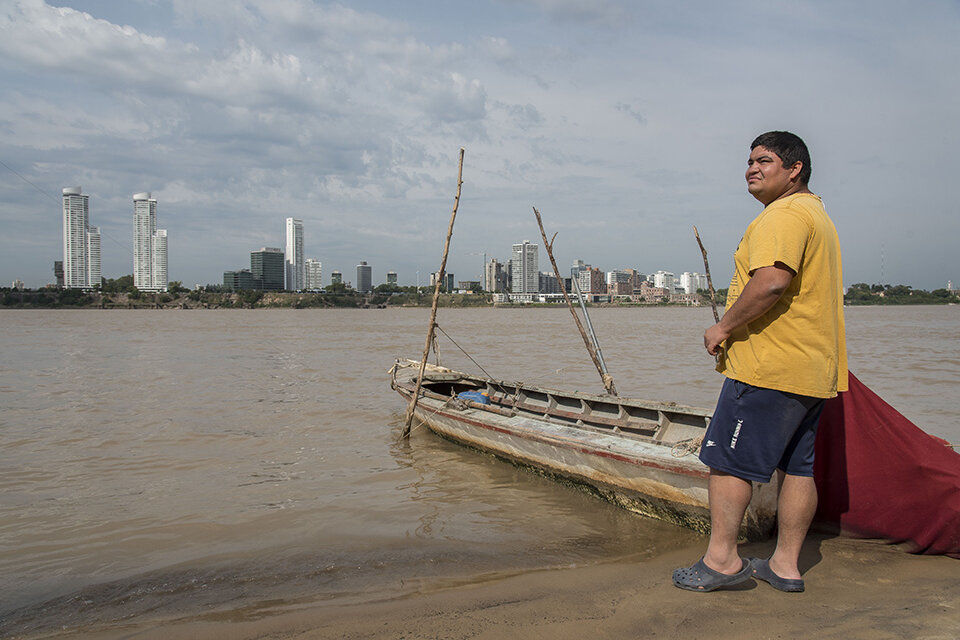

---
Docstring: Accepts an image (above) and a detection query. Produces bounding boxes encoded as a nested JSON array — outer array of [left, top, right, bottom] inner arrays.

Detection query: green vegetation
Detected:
[[0, 286, 493, 309], [2, 287, 96, 307], [5, 281, 954, 309], [844, 283, 958, 305], [100, 275, 135, 293]]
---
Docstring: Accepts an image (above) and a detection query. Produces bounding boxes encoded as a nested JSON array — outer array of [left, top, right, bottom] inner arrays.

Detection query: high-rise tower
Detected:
[[511, 241, 539, 294], [304, 258, 323, 290], [62, 187, 94, 288], [87, 226, 101, 288], [356, 261, 372, 293], [251, 248, 284, 290], [133, 192, 168, 292], [285, 218, 304, 291]]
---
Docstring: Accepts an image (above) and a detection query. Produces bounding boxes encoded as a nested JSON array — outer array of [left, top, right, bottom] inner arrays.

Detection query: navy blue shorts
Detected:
[[699, 378, 825, 483]]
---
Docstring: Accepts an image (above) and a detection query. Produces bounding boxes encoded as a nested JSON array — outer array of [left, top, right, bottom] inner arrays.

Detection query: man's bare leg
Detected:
[[768, 471, 817, 580], [703, 469, 753, 574]]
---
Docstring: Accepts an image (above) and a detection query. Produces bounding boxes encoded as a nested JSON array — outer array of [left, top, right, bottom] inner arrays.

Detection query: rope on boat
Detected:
[[433, 324, 573, 408], [434, 324, 497, 381], [433, 324, 522, 408], [405, 393, 459, 436], [671, 436, 704, 458]]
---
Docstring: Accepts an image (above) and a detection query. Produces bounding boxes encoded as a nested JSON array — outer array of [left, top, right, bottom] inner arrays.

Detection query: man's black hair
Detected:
[[751, 131, 812, 185]]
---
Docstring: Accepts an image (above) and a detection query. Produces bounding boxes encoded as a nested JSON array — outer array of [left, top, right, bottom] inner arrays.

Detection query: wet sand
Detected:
[[36, 534, 959, 640]]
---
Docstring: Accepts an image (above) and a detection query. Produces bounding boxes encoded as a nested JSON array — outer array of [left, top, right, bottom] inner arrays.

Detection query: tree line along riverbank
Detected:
[[2, 282, 957, 309]]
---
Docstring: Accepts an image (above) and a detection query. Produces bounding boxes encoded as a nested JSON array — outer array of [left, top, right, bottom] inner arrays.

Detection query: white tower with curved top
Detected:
[[133, 192, 168, 292]]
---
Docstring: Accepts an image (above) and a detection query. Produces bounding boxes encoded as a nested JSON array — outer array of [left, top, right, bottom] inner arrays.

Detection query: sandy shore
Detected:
[[27, 532, 958, 640]]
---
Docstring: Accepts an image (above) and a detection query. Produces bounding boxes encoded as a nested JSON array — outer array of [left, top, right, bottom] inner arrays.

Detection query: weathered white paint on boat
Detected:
[[392, 360, 778, 540]]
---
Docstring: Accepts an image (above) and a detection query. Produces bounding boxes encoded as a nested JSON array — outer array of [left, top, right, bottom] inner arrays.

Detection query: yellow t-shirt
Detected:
[[719, 193, 848, 398]]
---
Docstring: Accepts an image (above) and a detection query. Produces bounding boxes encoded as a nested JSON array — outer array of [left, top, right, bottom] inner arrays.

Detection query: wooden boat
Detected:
[[391, 359, 778, 540]]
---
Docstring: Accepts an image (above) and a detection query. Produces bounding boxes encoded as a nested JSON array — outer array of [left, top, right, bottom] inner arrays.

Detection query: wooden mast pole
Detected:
[[534, 206, 617, 396], [402, 148, 465, 438], [693, 225, 720, 323]]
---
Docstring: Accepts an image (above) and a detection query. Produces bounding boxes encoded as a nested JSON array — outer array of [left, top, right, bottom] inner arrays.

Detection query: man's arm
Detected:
[[704, 263, 794, 356]]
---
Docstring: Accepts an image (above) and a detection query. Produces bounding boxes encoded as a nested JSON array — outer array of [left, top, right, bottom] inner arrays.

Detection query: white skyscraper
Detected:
[[511, 241, 539, 294], [304, 258, 323, 290], [133, 192, 168, 292], [62, 186, 99, 289], [285, 218, 304, 291], [87, 226, 101, 288], [152, 229, 168, 290]]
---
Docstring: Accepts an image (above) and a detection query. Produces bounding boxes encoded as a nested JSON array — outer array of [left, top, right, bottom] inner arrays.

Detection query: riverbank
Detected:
[[3, 289, 958, 310], [22, 534, 959, 640], [0, 289, 699, 309]]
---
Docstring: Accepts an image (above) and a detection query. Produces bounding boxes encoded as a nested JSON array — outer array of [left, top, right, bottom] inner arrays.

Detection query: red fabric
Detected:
[[814, 372, 960, 558]]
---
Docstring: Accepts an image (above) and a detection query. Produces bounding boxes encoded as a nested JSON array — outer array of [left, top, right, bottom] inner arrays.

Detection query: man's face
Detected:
[[745, 146, 801, 205]]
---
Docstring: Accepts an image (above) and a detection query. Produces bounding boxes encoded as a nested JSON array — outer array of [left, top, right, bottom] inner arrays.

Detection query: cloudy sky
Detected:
[[1, 0, 958, 290]]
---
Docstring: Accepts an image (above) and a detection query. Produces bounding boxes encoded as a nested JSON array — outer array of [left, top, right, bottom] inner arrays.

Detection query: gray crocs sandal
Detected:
[[672, 557, 752, 592], [748, 557, 805, 592]]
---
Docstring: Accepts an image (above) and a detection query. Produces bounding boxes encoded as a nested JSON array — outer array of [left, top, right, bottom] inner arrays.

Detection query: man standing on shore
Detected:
[[673, 131, 847, 593]]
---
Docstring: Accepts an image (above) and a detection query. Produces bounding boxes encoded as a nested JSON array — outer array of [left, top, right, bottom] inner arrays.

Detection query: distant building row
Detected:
[[224, 224, 387, 294], [480, 241, 709, 302], [61, 187, 168, 291]]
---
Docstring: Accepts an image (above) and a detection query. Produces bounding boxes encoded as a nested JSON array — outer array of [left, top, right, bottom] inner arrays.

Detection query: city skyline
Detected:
[[2, 2, 958, 291], [46, 185, 771, 291], [36, 185, 960, 293]]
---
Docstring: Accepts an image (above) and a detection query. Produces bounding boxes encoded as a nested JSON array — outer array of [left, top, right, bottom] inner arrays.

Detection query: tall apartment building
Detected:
[[386, 271, 398, 286], [680, 271, 708, 294], [151, 229, 166, 289], [285, 218, 304, 291], [62, 186, 100, 289], [539, 271, 560, 294], [607, 269, 642, 296], [577, 266, 606, 294], [511, 241, 538, 294], [86, 226, 101, 288], [331, 271, 342, 284], [429, 271, 456, 292], [304, 258, 323, 290], [251, 247, 284, 290], [356, 261, 372, 293], [571, 259, 588, 282], [653, 270, 676, 293], [133, 192, 168, 292], [484, 258, 508, 293]]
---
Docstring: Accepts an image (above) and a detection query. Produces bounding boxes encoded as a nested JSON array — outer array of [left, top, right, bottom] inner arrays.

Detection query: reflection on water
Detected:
[[0, 306, 957, 635]]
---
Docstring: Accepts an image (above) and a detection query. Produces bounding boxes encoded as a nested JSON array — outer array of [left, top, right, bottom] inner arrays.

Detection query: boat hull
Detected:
[[396, 369, 778, 540]]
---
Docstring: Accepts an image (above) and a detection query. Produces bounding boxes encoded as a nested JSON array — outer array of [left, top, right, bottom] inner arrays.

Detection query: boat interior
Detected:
[[400, 367, 709, 445]]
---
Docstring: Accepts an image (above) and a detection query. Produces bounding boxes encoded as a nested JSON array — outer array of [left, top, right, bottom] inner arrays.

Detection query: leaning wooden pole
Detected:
[[693, 225, 720, 324], [402, 148, 465, 438], [534, 207, 617, 396]]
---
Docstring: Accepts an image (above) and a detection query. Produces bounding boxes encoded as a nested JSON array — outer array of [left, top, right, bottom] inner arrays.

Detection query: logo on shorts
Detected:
[[705, 440, 716, 447], [730, 419, 743, 449]]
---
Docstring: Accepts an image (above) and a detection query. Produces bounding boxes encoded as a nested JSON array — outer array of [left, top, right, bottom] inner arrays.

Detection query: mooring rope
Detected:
[[433, 324, 496, 380], [404, 394, 458, 436], [671, 435, 704, 458], [433, 323, 524, 408]]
